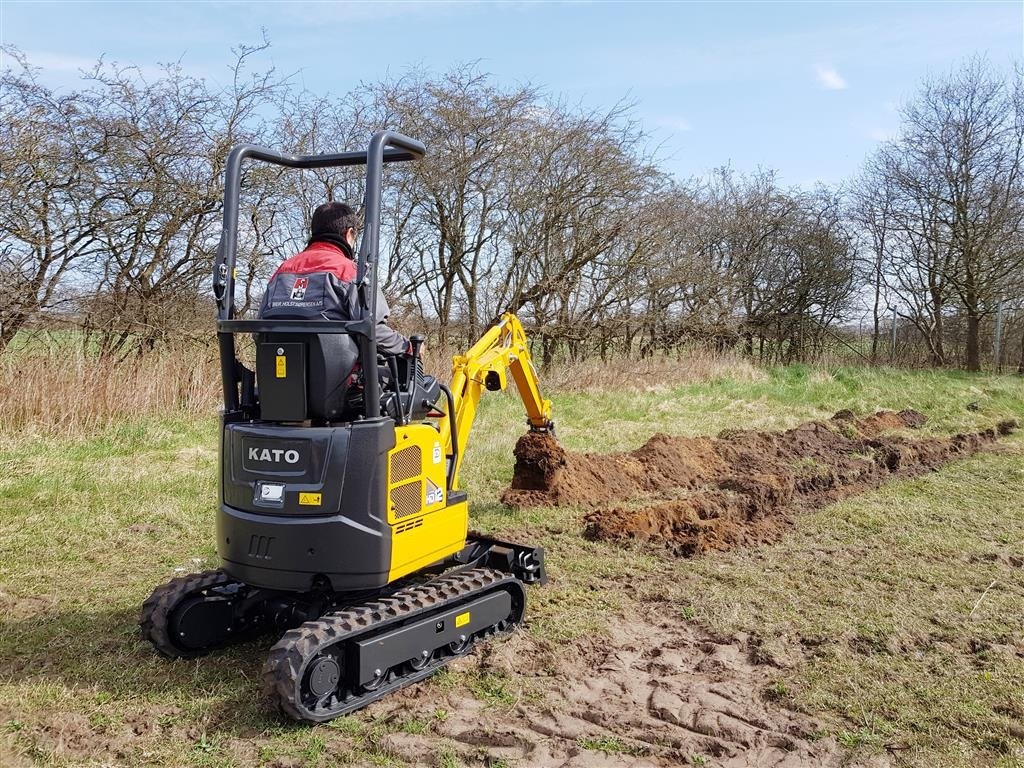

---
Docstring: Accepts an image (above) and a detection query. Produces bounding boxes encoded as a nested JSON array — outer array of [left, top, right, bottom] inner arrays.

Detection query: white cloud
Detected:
[[868, 127, 896, 142], [815, 65, 848, 90], [20, 51, 99, 73], [656, 116, 693, 132], [16, 50, 193, 83]]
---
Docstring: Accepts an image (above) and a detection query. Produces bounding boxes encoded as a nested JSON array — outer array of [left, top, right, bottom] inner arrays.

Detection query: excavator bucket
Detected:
[[508, 431, 566, 492]]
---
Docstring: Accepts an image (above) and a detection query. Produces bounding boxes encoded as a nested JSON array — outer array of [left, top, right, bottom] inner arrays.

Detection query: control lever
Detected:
[[383, 355, 407, 424], [409, 334, 425, 388]]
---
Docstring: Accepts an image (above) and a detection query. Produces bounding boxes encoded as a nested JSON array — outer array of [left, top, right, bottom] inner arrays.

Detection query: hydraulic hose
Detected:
[[438, 383, 458, 492]]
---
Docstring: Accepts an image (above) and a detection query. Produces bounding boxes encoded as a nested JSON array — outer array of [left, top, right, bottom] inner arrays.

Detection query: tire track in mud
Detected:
[[371, 614, 888, 768], [502, 410, 1018, 556]]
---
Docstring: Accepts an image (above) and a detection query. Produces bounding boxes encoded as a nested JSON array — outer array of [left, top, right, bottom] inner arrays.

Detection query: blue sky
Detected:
[[1, 1, 1021, 187]]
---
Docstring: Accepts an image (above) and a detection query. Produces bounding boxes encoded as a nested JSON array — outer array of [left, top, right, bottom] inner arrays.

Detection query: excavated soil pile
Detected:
[[502, 410, 1017, 557]]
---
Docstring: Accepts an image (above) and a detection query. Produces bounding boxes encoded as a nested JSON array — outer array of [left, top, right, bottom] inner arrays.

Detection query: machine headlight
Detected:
[[256, 481, 286, 506]]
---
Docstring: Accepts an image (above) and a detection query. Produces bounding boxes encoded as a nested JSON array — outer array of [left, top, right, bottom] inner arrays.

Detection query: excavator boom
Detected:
[[440, 313, 553, 486]]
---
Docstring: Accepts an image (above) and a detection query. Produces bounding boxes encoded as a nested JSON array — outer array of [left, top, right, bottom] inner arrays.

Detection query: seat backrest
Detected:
[[256, 333, 359, 422], [257, 269, 360, 422]]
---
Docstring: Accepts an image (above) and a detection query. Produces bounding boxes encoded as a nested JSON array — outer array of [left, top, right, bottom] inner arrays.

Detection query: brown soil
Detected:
[[0, 621, 883, 768], [502, 411, 1018, 557], [370, 611, 886, 768]]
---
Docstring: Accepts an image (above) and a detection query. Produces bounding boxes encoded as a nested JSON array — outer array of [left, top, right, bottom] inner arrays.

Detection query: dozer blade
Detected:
[[262, 567, 526, 722]]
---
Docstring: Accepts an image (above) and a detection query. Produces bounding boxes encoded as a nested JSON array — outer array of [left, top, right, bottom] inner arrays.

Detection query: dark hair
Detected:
[[310, 201, 360, 238]]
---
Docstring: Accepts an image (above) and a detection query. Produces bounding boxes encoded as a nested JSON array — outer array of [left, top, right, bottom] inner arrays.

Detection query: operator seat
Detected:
[[255, 332, 359, 422], [255, 268, 443, 425], [256, 270, 361, 423]]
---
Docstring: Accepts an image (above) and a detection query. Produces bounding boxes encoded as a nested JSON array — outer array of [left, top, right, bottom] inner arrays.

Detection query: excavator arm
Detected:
[[437, 313, 553, 488]]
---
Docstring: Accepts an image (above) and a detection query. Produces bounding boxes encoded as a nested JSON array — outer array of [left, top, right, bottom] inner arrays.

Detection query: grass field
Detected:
[[1, 364, 1023, 767]]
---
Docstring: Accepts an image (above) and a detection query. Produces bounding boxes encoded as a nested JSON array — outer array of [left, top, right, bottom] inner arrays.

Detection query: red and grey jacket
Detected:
[[271, 240, 357, 283], [260, 239, 410, 356]]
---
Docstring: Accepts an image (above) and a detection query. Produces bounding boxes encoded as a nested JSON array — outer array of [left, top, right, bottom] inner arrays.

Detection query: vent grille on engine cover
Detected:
[[390, 446, 422, 484], [390, 481, 422, 519]]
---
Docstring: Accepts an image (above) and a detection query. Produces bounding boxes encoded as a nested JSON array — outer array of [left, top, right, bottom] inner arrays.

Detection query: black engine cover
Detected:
[[217, 415, 396, 592]]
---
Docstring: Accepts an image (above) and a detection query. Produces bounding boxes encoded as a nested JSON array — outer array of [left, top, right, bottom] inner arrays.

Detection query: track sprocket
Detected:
[[139, 569, 237, 658]]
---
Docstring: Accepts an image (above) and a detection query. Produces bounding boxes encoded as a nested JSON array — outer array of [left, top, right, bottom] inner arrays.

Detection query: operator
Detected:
[[259, 201, 413, 357]]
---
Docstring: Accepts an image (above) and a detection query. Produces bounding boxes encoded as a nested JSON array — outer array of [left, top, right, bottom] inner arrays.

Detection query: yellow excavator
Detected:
[[139, 132, 554, 722]]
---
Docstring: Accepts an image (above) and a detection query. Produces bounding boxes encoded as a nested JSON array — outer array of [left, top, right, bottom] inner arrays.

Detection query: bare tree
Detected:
[[76, 44, 281, 352], [0, 50, 110, 349], [501, 101, 656, 366], [363, 67, 540, 344], [848, 160, 897, 361], [11, 48, 1018, 374], [894, 58, 1024, 370]]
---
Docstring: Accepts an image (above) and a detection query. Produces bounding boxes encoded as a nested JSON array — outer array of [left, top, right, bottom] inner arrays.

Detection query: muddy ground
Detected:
[[363, 408, 1024, 767], [503, 410, 1017, 557], [0, 615, 885, 768], [368, 611, 888, 768]]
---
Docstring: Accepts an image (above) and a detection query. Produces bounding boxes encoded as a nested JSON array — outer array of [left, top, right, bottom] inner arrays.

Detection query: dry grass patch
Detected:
[[0, 351, 221, 436]]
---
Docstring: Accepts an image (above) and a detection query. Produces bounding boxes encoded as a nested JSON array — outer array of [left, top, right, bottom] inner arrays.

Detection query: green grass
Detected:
[[686, 443, 1024, 760], [1, 364, 1023, 767], [576, 734, 646, 755]]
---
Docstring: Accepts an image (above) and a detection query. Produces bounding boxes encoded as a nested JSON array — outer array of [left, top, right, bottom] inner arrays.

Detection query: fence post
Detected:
[[993, 299, 1004, 373], [890, 306, 897, 365]]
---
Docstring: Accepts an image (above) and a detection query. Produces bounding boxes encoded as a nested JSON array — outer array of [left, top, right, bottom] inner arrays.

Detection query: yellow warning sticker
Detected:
[[275, 355, 286, 378], [455, 611, 470, 628], [298, 492, 321, 506]]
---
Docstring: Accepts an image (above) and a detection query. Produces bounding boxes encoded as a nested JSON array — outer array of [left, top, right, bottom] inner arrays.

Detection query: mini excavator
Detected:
[[140, 132, 553, 722]]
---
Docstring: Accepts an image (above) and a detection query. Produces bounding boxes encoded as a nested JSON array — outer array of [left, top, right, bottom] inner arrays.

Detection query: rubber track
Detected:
[[139, 569, 232, 658], [262, 567, 521, 722]]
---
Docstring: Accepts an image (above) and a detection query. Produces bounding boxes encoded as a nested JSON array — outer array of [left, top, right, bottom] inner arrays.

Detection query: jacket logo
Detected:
[[290, 277, 308, 300], [248, 447, 300, 464]]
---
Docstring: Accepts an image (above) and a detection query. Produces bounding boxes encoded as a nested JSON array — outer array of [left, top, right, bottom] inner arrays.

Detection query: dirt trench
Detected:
[[503, 410, 1018, 557]]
